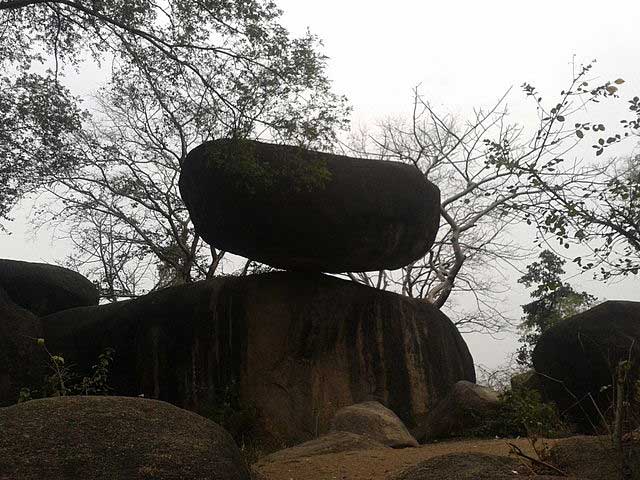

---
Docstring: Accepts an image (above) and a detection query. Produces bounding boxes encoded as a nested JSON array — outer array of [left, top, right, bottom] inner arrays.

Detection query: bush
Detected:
[[475, 387, 569, 438], [19, 340, 115, 402]]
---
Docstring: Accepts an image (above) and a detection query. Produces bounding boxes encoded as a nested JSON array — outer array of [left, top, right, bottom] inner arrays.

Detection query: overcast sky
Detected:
[[2, 0, 640, 371]]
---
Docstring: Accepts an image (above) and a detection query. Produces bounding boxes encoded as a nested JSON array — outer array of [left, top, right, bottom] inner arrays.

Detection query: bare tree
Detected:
[[345, 63, 632, 334]]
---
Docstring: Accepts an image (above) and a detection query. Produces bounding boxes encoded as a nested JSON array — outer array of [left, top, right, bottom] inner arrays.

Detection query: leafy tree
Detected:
[[516, 249, 596, 366], [0, 72, 84, 223], [2, 0, 349, 296]]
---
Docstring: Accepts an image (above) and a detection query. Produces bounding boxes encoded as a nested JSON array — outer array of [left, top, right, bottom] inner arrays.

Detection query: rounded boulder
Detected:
[[532, 300, 640, 428], [178, 138, 440, 273], [0, 396, 251, 480], [0, 259, 98, 316]]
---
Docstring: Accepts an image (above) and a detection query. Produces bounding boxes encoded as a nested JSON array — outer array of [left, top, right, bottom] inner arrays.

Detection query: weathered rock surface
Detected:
[[550, 435, 640, 480], [414, 380, 500, 441], [0, 287, 45, 406], [0, 259, 98, 316], [330, 401, 418, 448], [41, 272, 475, 445], [178, 138, 441, 273], [388, 453, 574, 480], [532, 301, 640, 428], [0, 396, 251, 480], [255, 431, 388, 466]]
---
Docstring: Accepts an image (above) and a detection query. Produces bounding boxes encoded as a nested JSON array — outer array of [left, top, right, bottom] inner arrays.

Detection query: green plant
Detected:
[[19, 338, 115, 402], [476, 387, 568, 438]]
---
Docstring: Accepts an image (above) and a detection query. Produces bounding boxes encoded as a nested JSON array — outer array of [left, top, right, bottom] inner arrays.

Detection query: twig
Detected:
[[508, 442, 567, 477]]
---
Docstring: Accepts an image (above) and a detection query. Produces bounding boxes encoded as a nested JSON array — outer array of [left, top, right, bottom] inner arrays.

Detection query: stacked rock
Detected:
[[178, 138, 441, 273], [5, 139, 475, 448]]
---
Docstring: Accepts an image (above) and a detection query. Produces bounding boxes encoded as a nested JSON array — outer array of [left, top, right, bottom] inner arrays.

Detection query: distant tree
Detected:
[[516, 249, 596, 366]]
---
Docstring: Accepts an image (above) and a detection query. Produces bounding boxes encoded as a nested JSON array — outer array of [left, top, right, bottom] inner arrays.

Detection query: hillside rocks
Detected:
[[330, 401, 418, 448], [532, 301, 640, 428], [41, 272, 475, 445], [0, 287, 45, 406], [0, 259, 98, 316], [0, 396, 250, 480], [178, 138, 441, 273], [415, 380, 500, 441]]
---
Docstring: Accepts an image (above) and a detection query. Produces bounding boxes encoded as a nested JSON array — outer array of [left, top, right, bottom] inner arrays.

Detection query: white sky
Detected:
[[2, 0, 640, 371]]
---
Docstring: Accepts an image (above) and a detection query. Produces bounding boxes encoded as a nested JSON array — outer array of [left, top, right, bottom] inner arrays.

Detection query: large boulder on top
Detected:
[[330, 401, 418, 448], [41, 272, 475, 445], [0, 287, 45, 406], [178, 138, 441, 273], [0, 259, 98, 316], [414, 380, 500, 441], [0, 396, 250, 480], [532, 301, 640, 428]]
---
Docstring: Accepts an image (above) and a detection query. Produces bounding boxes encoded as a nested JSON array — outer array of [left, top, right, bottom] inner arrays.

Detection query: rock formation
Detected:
[[330, 401, 418, 448], [0, 396, 251, 480], [178, 138, 441, 272], [41, 272, 475, 445], [533, 300, 640, 428], [0, 259, 98, 316]]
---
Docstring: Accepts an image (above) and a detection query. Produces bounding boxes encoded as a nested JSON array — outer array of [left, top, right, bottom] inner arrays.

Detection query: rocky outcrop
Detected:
[[0, 396, 251, 480], [178, 138, 441, 273], [330, 401, 418, 448], [255, 431, 388, 466], [0, 259, 98, 316], [532, 301, 640, 428], [41, 272, 475, 445], [414, 380, 500, 441], [0, 287, 45, 406]]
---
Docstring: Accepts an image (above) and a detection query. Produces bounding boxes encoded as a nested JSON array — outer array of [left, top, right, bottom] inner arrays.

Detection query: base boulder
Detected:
[[42, 272, 475, 445]]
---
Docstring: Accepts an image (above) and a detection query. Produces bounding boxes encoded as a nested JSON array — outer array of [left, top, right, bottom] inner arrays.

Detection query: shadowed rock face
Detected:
[[41, 272, 474, 445], [0, 259, 98, 316], [0, 287, 45, 406], [0, 396, 251, 480], [178, 138, 441, 273], [533, 300, 640, 429]]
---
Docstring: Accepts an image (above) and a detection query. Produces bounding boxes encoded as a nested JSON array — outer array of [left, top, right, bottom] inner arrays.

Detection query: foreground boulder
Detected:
[[0, 287, 45, 406], [330, 401, 418, 448], [533, 301, 640, 428], [0, 396, 250, 480], [0, 259, 98, 316], [41, 272, 474, 445], [179, 138, 441, 273], [414, 380, 500, 441]]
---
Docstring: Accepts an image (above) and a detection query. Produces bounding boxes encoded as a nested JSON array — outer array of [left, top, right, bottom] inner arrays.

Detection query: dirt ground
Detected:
[[254, 437, 544, 480]]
